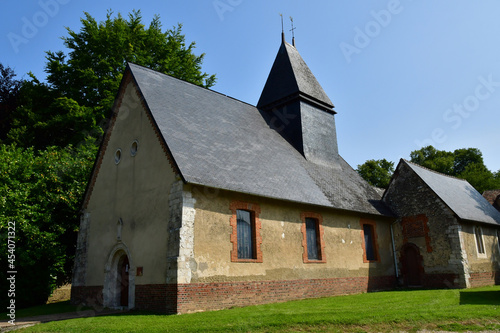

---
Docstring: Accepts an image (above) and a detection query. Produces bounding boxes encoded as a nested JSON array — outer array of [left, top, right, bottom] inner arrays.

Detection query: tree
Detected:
[[0, 143, 97, 308], [453, 148, 483, 175], [457, 161, 500, 193], [409, 146, 500, 193], [409, 146, 454, 175], [356, 159, 395, 189], [45, 10, 216, 118], [0, 63, 22, 141], [6, 74, 101, 150]]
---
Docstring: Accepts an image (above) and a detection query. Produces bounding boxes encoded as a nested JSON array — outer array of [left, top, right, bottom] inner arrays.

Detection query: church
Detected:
[[71, 33, 500, 313]]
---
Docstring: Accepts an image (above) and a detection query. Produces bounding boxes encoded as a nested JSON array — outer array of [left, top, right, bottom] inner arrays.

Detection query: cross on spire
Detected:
[[289, 16, 296, 47]]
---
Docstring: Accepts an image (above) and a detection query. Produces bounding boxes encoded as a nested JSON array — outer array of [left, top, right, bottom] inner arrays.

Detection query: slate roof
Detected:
[[128, 63, 392, 217], [257, 42, 334, 112], [401, 160, 500, 225]]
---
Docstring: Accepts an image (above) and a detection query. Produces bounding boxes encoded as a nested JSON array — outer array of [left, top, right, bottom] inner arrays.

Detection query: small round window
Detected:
[[130, 140, 138, 156], [115, 149, 122, 164]]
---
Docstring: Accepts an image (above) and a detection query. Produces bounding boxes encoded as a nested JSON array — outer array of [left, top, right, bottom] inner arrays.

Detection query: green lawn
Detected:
[[1, 301, 81, 319], [16, 286, 500, 332]]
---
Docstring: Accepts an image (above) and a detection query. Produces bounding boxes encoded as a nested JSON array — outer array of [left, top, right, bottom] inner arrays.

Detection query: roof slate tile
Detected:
[[129, 63, 390, 217]]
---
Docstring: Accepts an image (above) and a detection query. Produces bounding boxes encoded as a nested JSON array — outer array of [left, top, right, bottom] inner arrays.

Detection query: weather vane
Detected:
[[289, 16, 296, 39], [290, 16, 296, 46]]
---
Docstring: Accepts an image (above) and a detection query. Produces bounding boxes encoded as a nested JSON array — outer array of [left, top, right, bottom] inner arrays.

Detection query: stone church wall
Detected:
[[72, 80, 179, 310], [172, 186, 396, 313], [460, 223, 500, 287], [383, 163, 469, 288]]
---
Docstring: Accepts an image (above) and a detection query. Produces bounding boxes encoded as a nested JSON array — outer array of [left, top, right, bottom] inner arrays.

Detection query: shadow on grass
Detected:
[[459, 290, 500, 305]]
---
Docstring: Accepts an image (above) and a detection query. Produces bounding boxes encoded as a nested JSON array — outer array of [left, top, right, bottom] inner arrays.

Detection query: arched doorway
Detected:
[[400, 243, 423, 287], [103, 244, 135, 309]]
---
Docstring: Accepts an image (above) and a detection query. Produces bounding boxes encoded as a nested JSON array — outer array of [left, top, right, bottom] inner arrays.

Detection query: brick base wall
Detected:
[[176, 276, 395, 313], [135, 284, 177, 313], [71, 276, 395, 314], [469, 271, 500, 288]]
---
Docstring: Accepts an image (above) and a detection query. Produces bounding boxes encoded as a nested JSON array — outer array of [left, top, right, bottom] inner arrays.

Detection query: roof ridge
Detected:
[[127, 62, 256, 109], [402, 159, 468, 182]]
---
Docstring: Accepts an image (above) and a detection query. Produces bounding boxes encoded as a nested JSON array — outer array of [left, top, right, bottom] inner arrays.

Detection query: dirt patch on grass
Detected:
[[46, 284, 71, 304]]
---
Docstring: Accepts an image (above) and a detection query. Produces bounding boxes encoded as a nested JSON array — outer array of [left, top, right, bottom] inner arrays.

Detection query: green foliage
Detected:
[[410, 146, 500, 193], [45, 10, 216, 117], [17, 286, 500, 332], [0, 63, 21, 141], [356, 159, 395, 189], [0, 143, 97, 308], [6, 75, 102, 150], [409, 145, 455, 175]]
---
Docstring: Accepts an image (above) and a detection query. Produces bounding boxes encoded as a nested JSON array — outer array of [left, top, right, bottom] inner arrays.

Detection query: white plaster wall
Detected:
[[191, 188, 394, 282]]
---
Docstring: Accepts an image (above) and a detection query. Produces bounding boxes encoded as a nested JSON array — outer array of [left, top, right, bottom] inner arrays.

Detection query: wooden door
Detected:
[[120, 256, 129, 307], [402, 243, 423, 287]]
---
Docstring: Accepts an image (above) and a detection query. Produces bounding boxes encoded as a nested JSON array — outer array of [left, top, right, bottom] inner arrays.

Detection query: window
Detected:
[[306, 218, 319, 260], [300, 212, 326, 263], [497, 230, 500, 253], [130, 140, 138, 156], [229, 201, 262, 262], [237, 210, 254, 259], [360, 219, 380, 263], [114, 149, 122, 164], [474, 226, 485, 255]]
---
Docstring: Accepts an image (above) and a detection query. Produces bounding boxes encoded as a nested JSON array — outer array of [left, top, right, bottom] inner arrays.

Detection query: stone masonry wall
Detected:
[[71, 211, 91, 304], [166, 179, 197, 284], [383, 162, 469, 288]]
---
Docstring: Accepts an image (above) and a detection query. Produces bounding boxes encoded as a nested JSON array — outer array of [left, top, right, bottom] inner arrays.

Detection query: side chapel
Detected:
[[71, 34, 500, 313]]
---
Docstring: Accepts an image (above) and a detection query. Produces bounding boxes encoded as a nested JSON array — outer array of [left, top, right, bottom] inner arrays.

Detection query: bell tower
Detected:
[[257, 36, 340, 167]]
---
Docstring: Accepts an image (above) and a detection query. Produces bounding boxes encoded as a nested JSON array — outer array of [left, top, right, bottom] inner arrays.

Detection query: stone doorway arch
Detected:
[[103, 243, 135, 309]]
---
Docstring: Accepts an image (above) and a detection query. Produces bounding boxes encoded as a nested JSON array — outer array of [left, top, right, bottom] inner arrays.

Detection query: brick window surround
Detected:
[[360, 219, 380, 263], [401, 214, 432, 253], [229, 201, 263, 263], [300, 212, 326, 263]]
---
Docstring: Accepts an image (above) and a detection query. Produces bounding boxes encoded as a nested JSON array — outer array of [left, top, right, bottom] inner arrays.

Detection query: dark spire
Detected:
[[257, 41, 334, 112]]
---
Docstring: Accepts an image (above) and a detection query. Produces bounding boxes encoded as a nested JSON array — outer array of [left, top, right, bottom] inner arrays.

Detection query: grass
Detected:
[[1, 301, 83, 319], [13, 286, 500, 332]]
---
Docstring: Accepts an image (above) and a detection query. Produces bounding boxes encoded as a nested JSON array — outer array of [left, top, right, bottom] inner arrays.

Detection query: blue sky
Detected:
[[2, 1, 499, 173]]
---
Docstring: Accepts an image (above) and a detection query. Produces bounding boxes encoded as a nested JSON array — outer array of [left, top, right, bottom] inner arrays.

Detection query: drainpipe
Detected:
[[390, 221, 399, 282]]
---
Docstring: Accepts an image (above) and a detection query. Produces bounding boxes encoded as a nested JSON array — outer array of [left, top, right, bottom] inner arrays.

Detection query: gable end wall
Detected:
[[383, 163, 469, 288], [72, 77, 180, 310]]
